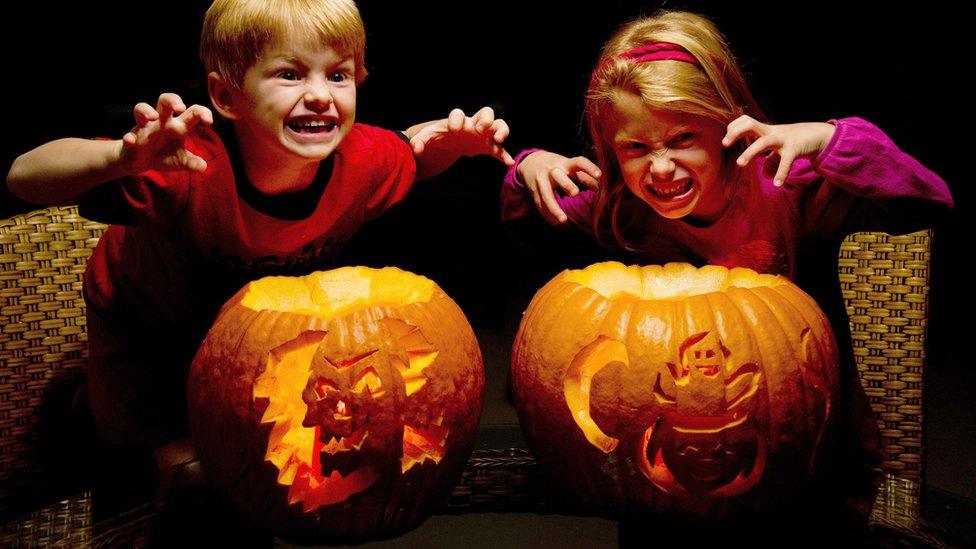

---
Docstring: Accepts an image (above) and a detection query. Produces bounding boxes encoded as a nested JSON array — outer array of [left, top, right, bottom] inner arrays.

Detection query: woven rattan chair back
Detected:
[[0, 206, 106, 517], [839, 230, 932, 521]]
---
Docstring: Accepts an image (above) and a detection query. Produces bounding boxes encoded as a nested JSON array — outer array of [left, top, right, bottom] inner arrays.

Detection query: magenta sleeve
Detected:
[[500, 148, 600, 232]]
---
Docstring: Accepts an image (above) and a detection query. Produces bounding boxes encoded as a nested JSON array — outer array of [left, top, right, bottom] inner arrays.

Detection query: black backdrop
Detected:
[[2, 1, 970, 494]]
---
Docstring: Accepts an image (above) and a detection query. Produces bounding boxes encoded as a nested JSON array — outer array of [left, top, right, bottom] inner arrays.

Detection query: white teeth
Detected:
[[649, 180, 692, 199], [290, 118, 336, 130]]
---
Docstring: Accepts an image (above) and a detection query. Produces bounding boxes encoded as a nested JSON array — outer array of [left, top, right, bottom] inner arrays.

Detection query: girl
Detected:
[[503, 10, 953, 525]]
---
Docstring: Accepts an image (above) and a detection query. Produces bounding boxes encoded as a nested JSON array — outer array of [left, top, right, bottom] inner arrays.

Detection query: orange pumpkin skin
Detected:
[[188, 267, 484, 543], [512, 262, 840, 518]]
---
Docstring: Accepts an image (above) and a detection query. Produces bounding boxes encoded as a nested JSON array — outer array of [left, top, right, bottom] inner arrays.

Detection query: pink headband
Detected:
[[591, 42, 700, 89], [618, 42, 700, 65]]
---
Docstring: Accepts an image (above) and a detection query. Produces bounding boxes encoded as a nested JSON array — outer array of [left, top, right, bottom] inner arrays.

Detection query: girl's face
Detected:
[[609, 92, 729, 224]]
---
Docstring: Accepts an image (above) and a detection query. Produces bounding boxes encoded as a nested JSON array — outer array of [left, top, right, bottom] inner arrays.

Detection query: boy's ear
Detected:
[[207, 72, 240, 121]]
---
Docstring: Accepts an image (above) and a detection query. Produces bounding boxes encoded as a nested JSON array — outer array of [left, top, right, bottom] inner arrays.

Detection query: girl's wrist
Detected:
[[512, 148, 543, 189]]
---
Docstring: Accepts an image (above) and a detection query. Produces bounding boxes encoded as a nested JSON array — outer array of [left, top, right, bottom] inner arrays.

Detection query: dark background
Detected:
[[2, 1, 971, 501]]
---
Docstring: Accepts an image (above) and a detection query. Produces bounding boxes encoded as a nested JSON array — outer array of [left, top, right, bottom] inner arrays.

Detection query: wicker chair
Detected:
[[0, 206, 954, 545], [0, 206, 106, 521]]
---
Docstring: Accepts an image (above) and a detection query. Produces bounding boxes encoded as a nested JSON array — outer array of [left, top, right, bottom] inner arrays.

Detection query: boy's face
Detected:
[[228, 36, 357, 166], [609, 92, 728, 224]]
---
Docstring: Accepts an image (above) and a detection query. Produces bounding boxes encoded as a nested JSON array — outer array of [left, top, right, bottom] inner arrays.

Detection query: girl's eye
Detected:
[[672, 132, 695, 146], [278, 70, 300, 81], [329, 71, 349, 83]]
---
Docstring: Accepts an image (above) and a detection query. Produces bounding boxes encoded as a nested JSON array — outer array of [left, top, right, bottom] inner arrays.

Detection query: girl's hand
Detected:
[[517, 150, 601, 224], [723, 115, 836, 187], [120, 93, 214, 175], [409, 106, 513, 166]]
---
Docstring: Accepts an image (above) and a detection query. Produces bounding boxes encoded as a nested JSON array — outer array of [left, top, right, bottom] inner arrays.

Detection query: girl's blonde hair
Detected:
[[200, 0, 367, 89], [585, 11, 767, 248]]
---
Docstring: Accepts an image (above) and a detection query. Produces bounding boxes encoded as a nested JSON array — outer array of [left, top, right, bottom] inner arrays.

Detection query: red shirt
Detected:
[[81, 123, 416, 330]]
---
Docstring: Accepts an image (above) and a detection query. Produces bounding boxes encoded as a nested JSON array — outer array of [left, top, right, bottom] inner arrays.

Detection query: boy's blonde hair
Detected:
[[200, 0, 367, 89], [585, 11, 767, 248]]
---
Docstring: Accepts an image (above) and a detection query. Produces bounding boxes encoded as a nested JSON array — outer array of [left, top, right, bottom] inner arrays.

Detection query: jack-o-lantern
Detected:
[[188, 267, 483, 543], [512, 262, 839, 518]]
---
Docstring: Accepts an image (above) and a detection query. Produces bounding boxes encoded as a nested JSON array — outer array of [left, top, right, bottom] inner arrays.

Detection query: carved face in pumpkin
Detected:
[[255, 318, 452, 511], [188, 267, 484, 542], [513, 262, 839, 514]]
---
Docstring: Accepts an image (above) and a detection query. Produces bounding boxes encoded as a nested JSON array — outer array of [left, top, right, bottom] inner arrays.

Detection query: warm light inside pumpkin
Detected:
[[239, 267, 436, 320], [400, 420, 450, 472], [381, 319, 438, 397], [254, 331, 324, 486], [251, 294, 452, 511], [561, 262, 785, 302], [564, 336, 626, 454]]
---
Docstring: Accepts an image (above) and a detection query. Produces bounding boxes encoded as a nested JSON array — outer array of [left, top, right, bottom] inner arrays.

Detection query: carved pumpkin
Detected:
[[188, 267, 483, 543], [511, 262, 839, 517]]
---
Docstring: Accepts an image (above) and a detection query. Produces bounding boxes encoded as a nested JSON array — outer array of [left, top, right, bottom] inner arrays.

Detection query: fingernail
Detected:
[[774, 179, 783, 187], [595, 170, 602, 177]]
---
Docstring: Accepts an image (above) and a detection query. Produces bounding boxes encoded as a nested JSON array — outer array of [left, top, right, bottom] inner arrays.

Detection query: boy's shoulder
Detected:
[[338, 123, 411, 157], [186, 125, 232, 164]]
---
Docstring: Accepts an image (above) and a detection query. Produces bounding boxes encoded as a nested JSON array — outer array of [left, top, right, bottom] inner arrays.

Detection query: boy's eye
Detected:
[[278, 70, 300, 81], [328, 71, 349, 83], [672, 132, 695, 145]]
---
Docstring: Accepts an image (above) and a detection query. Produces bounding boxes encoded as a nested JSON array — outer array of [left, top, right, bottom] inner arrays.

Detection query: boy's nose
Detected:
[[303, 81, 334, 110]]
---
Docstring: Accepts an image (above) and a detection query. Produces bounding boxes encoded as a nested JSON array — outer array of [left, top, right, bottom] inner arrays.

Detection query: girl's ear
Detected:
[[208, 72, 240, 120]]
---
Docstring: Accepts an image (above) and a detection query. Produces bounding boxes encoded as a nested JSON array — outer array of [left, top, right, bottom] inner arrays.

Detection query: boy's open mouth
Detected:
[[647, 179, 694, 199], [288, 117, 338, 133]]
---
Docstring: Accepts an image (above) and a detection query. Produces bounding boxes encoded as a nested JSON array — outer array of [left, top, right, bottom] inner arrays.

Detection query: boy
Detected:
[[6, 0, 511, 483]]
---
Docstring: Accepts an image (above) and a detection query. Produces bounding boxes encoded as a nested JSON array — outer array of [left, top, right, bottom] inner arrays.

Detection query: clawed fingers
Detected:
[[447, 108, 466, 132], [473, 106, 495, 132], [132, 102, 159, 127], [723, 114, 767, 148], [177, 105, 214, 130], [493, 145, 515, 166], [736, 135, 779, 167], [490, 119, 509, 144], [550, 166, 580, 197]]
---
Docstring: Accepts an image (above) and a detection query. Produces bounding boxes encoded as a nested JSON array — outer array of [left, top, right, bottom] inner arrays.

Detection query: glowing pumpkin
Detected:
[[511, 262, 839, 517], [188, 267, 483, 543]]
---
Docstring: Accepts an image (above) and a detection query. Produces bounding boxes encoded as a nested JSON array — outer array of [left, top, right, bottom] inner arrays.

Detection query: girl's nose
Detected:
[[648, 150, 675, 179]]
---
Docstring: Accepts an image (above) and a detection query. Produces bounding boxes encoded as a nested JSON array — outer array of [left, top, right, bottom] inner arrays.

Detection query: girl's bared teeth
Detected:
[[649, 180, 693, 198]]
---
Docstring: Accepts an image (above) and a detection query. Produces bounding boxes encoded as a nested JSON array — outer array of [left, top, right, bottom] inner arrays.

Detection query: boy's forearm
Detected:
[[414, 152, 459, 181], [403, 120, 459, 180], [6, 138, 130, 205]]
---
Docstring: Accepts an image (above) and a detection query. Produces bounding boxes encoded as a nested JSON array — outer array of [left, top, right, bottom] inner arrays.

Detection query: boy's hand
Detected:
[[723, 115, 835, 187], [409, 107, 514, 168], [120, 93, 214, 175], [518, 150, 600, 225]]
